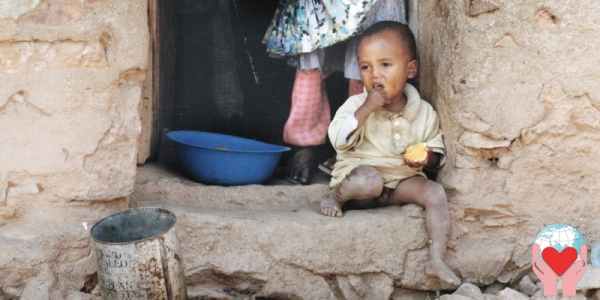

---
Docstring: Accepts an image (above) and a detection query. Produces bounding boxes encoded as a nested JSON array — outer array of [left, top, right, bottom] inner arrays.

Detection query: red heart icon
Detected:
[[541, 246, 578, 276]]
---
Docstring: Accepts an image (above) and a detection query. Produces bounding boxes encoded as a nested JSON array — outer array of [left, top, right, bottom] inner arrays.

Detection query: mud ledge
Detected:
[[130, 163, 452, 299]]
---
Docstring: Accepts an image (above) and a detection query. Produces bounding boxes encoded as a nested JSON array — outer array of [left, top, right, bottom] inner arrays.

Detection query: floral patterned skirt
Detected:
[[265, 0, 407, 78], [263, 0, 377, 57]]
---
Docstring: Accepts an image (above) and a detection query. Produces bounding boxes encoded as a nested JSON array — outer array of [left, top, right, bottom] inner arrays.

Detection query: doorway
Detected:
[[139, 0, 350, 166]]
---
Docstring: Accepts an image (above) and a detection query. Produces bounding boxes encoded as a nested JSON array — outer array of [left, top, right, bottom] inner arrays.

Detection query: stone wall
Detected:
[[0, 0, 147, 298], [419, 0, 600, 286]]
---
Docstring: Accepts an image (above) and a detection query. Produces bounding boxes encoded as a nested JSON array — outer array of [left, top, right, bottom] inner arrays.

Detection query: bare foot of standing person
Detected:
[[281, 147, 315, 185], [318, 155, 336, 176]]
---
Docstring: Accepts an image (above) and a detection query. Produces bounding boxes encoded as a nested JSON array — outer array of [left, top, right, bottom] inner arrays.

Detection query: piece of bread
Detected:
[[405, 143, 428, 163]]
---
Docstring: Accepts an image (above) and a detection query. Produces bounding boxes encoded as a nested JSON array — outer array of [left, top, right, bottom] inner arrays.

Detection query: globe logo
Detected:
[[534, 223, 586, 256], [532, 223, 587, 297]]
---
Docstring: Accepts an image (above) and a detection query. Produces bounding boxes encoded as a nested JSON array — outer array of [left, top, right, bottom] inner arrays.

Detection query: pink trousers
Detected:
[[283, 69, 364, 146]]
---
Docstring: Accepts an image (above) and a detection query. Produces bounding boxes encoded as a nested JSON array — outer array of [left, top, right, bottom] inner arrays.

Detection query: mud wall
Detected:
[[1, 0, 600, 297], [0, 0, 147, 298], [418, 0, 600, 285]]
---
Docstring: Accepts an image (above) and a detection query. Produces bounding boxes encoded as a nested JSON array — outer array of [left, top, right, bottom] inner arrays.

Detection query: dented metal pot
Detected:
[[90, 208, 187, 300]]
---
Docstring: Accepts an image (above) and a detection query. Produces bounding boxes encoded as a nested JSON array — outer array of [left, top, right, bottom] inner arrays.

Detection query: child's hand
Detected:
[[363, 86, 387, 112], [404, 146, 434, 168], [354, 86, 389, 129]]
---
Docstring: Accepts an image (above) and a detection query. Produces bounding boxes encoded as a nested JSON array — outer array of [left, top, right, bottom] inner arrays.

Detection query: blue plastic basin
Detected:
[[167, 130, 290, 185]]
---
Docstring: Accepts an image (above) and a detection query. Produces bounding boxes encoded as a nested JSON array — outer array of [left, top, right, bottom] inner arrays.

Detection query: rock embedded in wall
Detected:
[[459, 131, 511, 149], [391, 288, 432, 300], [19, 0, 109, 26], [0, 41, 108, 72], [452, 282, 484, 300], [440, 295, 472, 300], [493, 34, 519, 49], [534, 8, 558, 29], [518, 275, 538, 296], [0, 0, 42, 20], [259, 263, 336, 300], [0, 207, 16, 225], [466, 0, 500, 17], [336, 273, 394, 300], [496, 287, 529, 300]]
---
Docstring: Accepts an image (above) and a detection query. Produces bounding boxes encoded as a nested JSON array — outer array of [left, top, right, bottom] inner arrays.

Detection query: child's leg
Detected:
[[387, 176, 461, 286], [321, 166, 384, 217], [283, 69, 330, 184]]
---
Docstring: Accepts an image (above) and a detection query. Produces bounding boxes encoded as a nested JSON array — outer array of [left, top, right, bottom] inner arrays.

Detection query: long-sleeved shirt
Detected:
[[328, 83, 446, 188]]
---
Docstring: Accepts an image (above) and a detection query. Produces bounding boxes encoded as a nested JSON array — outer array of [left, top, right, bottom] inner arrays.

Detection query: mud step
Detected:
[[131, 163, 448, 299]]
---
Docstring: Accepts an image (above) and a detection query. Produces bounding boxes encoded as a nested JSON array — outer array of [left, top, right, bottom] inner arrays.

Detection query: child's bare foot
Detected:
[[426, 258, 461, 286], [282, 147, 314, 185], [321, 195, 343, 217]]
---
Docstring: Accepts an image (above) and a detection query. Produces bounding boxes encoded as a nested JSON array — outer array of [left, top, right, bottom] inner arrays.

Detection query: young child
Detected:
[[263, 0, 407, 185], [320, 21, 461, 286]]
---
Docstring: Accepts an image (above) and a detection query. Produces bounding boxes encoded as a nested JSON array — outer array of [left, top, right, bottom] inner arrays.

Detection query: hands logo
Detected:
[[532, 223, 587, 296]]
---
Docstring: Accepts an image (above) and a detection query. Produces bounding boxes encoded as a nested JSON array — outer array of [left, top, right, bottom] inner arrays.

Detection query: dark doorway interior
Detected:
[[153, 0, 349, 164]]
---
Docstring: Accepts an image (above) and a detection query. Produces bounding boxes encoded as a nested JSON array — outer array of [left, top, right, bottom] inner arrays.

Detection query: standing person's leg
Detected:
[[319, 78, 363, 175], [386, 176, 461, 285], [282, 69, 330, 184], [348, 79, 365, 96]]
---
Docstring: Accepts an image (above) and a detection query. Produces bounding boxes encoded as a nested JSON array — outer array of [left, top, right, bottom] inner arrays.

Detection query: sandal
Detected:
[[318, 154, 336, 176], [281, 157, 313, 185]]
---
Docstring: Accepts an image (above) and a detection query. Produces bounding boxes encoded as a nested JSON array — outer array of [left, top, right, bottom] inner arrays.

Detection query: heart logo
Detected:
[[541, 246, 578, 276]]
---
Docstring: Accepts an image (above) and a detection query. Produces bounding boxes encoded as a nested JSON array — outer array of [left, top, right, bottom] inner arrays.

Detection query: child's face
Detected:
[[357, 30, 418, 105]]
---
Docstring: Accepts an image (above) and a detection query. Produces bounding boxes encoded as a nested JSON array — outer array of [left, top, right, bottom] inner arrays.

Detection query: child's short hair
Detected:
[[357, 21, 417, 60]]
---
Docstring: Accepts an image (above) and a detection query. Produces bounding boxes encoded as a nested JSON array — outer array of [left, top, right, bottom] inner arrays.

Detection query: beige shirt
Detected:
[[328, 83, 445, 188]]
